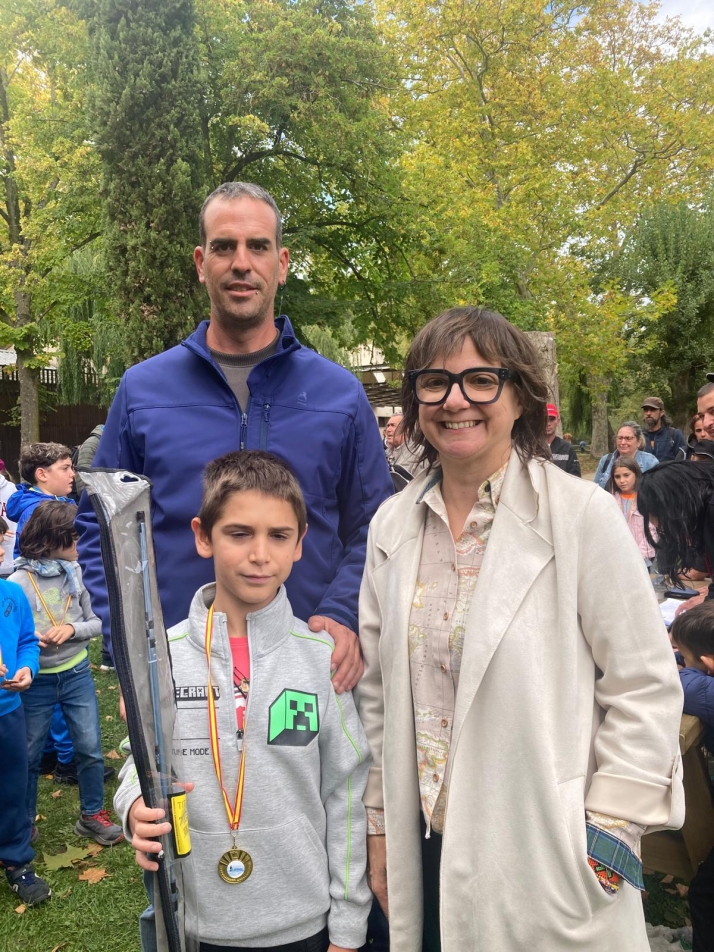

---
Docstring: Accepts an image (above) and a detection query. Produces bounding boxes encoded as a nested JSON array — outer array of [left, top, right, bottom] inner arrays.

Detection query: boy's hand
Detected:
[[328, 946, 357, 952], [1, 667, 33, 692], [41, 624, 75, 646], [308, 616, 363, 693], [128, 784, 194, 872]]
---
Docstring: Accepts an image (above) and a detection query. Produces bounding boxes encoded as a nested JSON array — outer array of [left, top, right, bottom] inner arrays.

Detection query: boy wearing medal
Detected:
[[8, 502, 124, 847], [116, 451, 372, 952]]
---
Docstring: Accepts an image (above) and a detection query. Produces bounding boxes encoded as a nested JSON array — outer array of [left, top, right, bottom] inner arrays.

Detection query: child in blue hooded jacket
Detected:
[[0, 576, 48, 906]]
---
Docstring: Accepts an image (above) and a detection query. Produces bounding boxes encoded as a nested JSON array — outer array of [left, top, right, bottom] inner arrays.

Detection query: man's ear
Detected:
[[194, 246, 206, 283], [192, 517, 213, 560], [701, 655, 714, 676]]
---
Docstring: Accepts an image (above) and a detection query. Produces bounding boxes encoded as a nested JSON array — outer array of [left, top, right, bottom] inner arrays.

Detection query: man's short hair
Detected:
[[19, 501, 77, 560], [671, 600, 714, 661], [197, 450, 307, 539], [198, 182, 283, 248], [698, 381, 714, 400], [19, 442, 72, 486]]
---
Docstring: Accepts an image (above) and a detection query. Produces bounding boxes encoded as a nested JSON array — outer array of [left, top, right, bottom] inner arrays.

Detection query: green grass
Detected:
[[0, 640, 695, 948], [2, 640, 145, 951]]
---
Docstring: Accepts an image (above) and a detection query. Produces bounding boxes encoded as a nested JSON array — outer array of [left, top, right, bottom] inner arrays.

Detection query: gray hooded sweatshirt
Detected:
[[8, 562, 101, 669], [115, 584, 372, 949]]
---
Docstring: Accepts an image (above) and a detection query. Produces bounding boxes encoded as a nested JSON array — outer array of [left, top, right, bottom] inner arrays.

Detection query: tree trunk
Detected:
[[17, 351, 39, 445], [14, 288, 39, 445], [588, 374, 610, 458], [526, 331, 561, 435]]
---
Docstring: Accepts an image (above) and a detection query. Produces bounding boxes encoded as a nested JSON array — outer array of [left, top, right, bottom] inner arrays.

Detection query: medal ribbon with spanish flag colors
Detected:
[[205, 604, 253, 883]]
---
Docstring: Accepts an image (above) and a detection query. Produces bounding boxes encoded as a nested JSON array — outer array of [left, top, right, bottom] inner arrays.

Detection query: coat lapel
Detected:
[[451, 455, 554, 746]]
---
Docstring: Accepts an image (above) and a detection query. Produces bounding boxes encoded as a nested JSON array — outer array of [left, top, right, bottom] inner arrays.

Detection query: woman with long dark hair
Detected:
[[638, 460, 714, 609]]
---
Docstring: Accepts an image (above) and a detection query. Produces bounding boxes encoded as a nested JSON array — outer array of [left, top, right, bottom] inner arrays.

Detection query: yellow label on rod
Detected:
[[168, 790, 191, 857]]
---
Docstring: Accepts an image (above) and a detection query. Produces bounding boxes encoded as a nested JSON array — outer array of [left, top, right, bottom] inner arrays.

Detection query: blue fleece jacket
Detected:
[[76, 316, 392, 633], [680, 665, 714, 753], [0, 578, 40, 717], [6, 485, 75, 559]]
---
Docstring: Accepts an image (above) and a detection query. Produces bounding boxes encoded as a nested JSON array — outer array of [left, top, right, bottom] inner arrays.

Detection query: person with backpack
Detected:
[[593, 422, 659, 489], [641, 397, 687, 462]]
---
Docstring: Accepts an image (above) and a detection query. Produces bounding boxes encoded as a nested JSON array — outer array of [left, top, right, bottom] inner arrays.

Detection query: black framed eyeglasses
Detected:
[[407, 367, 518, 406]]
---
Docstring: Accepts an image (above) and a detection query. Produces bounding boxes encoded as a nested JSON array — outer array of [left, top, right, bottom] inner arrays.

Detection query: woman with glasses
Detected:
[[593, 421, 658, 489], [354, 307, 683, 952]]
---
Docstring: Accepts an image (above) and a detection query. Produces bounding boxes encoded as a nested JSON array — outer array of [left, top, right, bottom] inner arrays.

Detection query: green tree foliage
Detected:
[[613, 199, 714, 424], [0, 0, 101, 444], [375, 0, 714, 435], [88, 0, 209, 363]]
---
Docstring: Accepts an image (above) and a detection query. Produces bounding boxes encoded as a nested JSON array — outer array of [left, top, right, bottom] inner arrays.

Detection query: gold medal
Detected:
[[218, 847, 253, 884]]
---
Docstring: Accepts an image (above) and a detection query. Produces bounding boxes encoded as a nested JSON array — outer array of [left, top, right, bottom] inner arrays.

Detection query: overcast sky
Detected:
[[655, 0, 714, 33]]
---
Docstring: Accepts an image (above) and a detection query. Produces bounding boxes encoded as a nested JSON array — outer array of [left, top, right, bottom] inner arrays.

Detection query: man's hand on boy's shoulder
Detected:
[[308, 616, 363, 693]]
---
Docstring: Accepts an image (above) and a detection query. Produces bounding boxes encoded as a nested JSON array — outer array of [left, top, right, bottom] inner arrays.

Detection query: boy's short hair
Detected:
[[671, 600, 714, 660], [19, 501, 77, 560], [19, 442, 72, 485], [0, 516, 7, 535], [198, 451, 307, 539]]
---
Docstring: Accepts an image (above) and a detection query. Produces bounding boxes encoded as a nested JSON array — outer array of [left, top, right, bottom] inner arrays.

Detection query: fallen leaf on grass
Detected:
[[50, 944, 67, 952], [51, 790, 62, 799], [95, 689, 101, 695], [14, 904, 26, 914], [105, 749, 121, 759], [43, 844, 93, 869], [675, 883, 689, 898], [105, 715, 114, 721], [79, 867, 108, 884], [85, 843, 103, 857], [108, 684, 117, 691], [661, 874, 674, 884]]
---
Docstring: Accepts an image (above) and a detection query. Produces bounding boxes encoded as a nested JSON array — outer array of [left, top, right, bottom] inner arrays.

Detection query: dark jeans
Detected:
[[689, 846, 714, 951], [421, 820, 442, 952], [0, 704, 34, 868], [23, 656, 105, 820], [200, 927, 329, 952]]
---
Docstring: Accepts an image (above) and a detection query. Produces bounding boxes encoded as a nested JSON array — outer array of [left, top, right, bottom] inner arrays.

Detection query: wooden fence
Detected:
[[0, 371, 107, 481]]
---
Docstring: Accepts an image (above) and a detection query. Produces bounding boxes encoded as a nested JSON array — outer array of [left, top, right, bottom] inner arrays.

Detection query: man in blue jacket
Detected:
[[76, 182, 392, 692], [641, 396, 686, 462]]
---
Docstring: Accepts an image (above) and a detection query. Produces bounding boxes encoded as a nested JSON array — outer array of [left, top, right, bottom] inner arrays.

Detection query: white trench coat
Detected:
[[355, 451, 684, 951]]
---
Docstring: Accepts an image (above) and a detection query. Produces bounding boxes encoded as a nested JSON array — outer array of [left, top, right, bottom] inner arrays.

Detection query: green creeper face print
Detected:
[[267, 690, 319, 746]]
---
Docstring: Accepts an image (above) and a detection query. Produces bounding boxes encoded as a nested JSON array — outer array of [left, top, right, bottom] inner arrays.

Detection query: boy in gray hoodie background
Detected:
[[116, 450, 371, 952], [8, 501, 124, 847]]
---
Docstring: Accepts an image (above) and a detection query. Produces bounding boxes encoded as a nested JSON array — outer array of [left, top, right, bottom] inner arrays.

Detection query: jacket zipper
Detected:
[[259, 403, 271, 451], [240, 398, 251, 451]]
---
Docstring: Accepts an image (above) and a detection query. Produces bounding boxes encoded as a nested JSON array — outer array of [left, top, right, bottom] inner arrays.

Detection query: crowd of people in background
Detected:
[[0, 182, 713, 952]]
